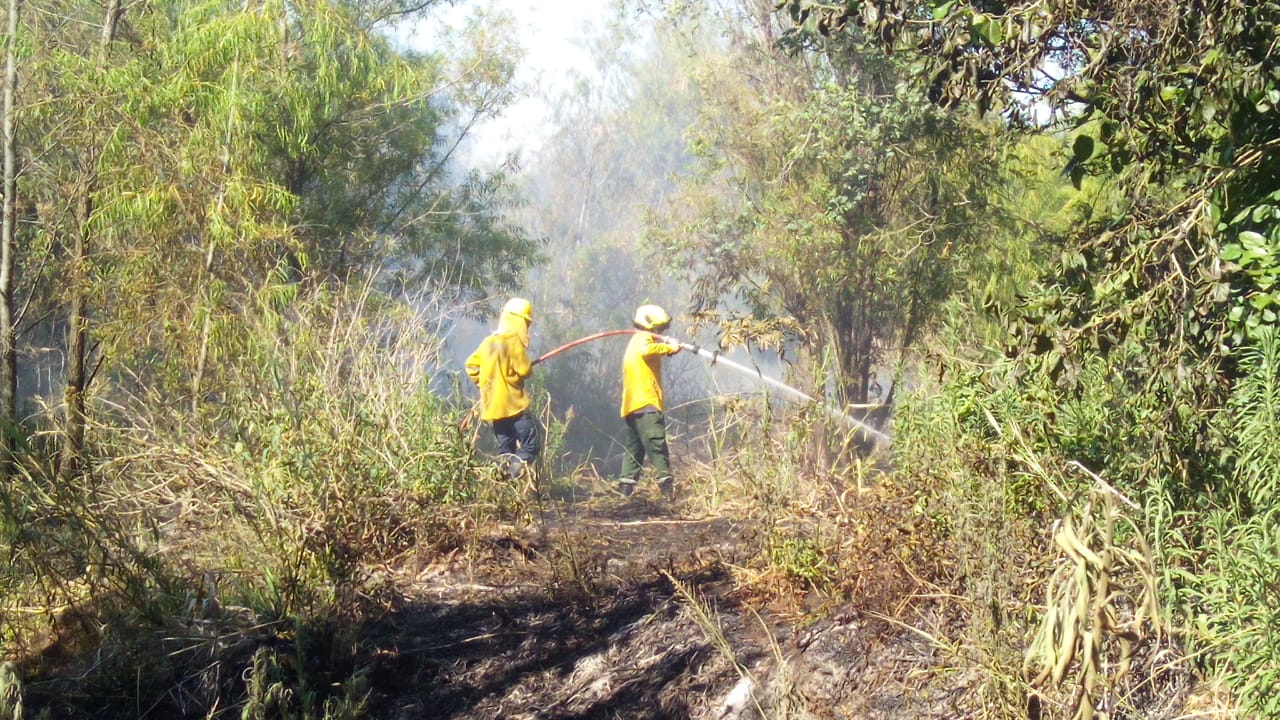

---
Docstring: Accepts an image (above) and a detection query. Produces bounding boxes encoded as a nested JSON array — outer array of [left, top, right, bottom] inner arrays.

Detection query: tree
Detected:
[[0, 0, 17, 478], [10, 0, 536, 437], [773, 1, 1280, 712], [779, 0, 1280, 351], [648, 0, 1011, 406]]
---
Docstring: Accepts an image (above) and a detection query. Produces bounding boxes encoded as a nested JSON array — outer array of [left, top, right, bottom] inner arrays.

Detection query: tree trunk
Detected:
[[58, 0, 121, 481], [830, 287, 871, 406], [1, 0, 20, 479], [59, 196, 89, 482]]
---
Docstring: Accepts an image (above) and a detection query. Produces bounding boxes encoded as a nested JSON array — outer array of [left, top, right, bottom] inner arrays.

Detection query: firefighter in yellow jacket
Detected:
[[618, 304, 682, 497], [465, 298, 540, 477]]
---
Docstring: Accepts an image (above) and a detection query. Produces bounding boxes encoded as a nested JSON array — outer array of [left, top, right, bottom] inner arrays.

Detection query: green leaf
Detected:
[[1072, 134, 1096, 162], [980, 17, 1004, 44], [1222, 243, 1243, 261], [1239, 230, 1268, 250]]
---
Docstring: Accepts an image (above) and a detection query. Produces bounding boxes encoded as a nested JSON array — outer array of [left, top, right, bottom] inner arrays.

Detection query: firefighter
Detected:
[[618, 304, 682, 498], [465, 297, 540, 478]]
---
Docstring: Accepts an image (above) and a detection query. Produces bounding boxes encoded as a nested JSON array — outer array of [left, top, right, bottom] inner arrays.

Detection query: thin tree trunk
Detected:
[[59, 196, 89, 481], [61, 219, 87, 479], [1, 0, 20, 479], [190, 235, 217, 414], [58, 0, 121, 481], [191, 75, 238, 414]]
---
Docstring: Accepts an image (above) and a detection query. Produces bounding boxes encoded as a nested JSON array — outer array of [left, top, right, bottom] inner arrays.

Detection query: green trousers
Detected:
[[621, 410, 671, 481]]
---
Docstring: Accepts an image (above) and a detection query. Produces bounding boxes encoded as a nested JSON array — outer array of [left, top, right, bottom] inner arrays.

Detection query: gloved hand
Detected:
[[661, 336, 699, 354]]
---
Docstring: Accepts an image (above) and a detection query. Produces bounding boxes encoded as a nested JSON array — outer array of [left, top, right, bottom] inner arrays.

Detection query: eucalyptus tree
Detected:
[[646, 0, 1012, 406], [13, 0, 535, 466]]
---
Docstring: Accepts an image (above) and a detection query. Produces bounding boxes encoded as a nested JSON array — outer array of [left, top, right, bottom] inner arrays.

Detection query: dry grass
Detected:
[[676, 397, 947, 624], [0, 282, 542, 717]]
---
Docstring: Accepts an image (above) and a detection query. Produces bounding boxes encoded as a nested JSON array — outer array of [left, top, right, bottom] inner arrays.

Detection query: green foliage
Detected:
[[650, 2, 1024, 405], [241, 637, 370, 720], [1220, 227, 1280, 344], [777, 1, 1280, 708], [1223, 329, 1280, 507], [766, 529, 831, 589], [1177, 507, 1280, 717], [781, 0, 1280, 349], [14, 0, 538, 415], [1158, 330, 1280, 714]]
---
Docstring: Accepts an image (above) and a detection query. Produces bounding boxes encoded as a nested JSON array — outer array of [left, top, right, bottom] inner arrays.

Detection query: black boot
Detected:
[[657, 475, 674, 499]]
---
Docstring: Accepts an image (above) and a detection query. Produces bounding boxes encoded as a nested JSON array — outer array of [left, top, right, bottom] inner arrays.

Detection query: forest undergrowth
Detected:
[[0, 283, 1253, 719]]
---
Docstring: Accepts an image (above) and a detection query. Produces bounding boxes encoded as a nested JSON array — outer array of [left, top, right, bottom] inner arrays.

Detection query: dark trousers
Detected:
[[621, 410, 671, 480], [491, 412, 540, 463]]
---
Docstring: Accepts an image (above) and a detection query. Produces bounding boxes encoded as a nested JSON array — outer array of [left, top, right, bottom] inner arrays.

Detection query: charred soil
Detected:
[[352, 488, 976, 720], [15, 482, 1203, 719]]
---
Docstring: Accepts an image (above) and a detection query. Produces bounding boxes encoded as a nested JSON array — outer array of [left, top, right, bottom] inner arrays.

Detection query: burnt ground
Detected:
[[355, 486, 977, 720], [14, 480, 1210, 719]]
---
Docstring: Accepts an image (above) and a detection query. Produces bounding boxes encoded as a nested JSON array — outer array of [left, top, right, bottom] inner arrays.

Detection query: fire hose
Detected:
[[529, 330, 888, 442], [531, 329, 642, 365]]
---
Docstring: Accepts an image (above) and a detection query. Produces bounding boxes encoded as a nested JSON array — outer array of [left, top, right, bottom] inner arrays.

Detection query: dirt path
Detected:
[[357, 491, 971, 719]]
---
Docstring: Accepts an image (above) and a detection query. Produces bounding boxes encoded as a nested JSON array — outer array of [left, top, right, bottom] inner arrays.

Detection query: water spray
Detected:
[[533, 329, 890, 444], [673, 341, 890, 443]]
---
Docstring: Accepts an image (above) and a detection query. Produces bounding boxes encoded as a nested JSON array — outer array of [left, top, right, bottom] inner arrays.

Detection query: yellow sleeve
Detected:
[[643, 337, 680, 356], [464, 343, 484, 385]]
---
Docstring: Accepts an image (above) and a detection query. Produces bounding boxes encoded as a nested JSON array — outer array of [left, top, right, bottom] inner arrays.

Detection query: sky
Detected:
[[389, 0, 612, 167]]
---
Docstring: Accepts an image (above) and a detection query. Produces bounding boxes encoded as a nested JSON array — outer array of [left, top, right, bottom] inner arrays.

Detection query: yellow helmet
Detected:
[[633, 304, 670, 331], [502, 297, 533, 322]]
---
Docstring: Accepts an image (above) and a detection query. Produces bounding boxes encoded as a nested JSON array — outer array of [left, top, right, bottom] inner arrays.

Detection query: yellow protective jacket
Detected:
[[620, 332, 680, 417], [465, 313, 533, 421]]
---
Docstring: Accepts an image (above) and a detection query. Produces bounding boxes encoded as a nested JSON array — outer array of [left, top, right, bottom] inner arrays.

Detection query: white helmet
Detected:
[[501, 297, 533, 322], [633, 304, 670, 331]]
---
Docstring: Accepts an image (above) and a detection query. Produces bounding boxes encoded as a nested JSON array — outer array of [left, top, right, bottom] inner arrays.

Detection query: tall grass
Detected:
[[1167, 328, 1280, 715], [887, 315, 1263, 717], [0, 277, 530, 717], [681, 390, 945, 624]]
